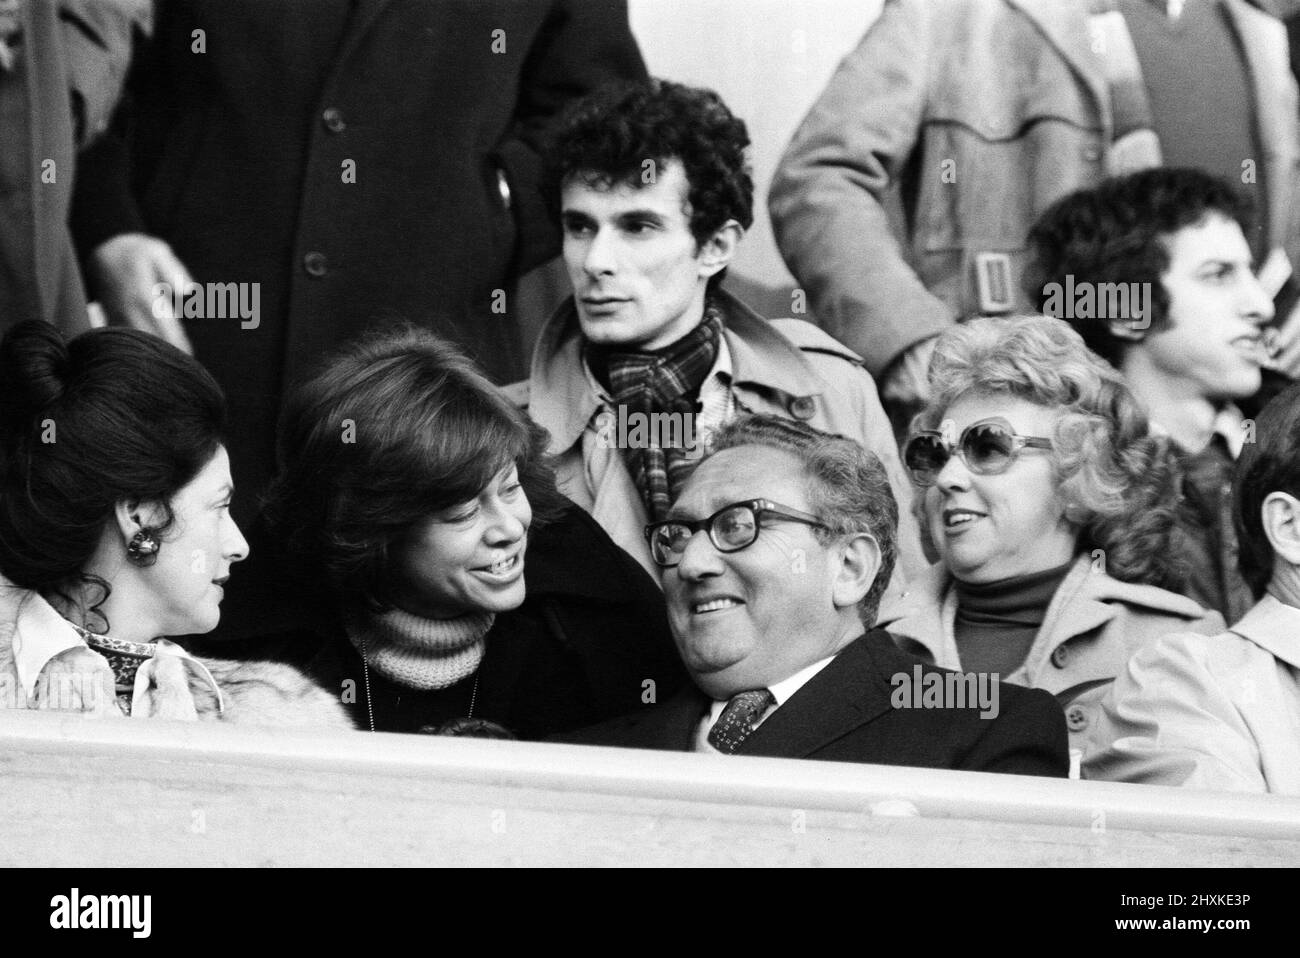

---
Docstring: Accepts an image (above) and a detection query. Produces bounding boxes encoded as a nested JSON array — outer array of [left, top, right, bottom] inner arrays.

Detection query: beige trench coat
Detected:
[[877, 554, 1225, 759]]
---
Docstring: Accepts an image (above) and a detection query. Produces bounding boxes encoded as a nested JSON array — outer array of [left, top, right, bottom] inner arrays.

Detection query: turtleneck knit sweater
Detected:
[[953, 560, 1074, 676], [343, 606, 495, 691]]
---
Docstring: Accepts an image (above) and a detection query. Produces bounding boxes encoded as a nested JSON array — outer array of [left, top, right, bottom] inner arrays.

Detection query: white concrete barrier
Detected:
[[3, 711, 1297, 866]]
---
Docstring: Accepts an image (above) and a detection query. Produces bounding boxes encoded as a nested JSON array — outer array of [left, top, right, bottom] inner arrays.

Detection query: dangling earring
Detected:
[[126, 528, 161, 566]]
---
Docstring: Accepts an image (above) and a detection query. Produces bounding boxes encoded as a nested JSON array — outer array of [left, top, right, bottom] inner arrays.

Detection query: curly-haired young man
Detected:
[[507, 79, 925, 588], [1026, 166, 1276, 622]]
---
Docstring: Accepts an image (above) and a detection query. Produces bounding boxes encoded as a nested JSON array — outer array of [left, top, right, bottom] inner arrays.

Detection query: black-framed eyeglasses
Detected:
[[903, 417, 1053, 487], [643, 498, 829, 568]]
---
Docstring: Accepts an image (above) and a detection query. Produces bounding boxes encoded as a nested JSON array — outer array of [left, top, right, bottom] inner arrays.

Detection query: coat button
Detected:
[[303, 251, 328, 277], [1065, 705, 1089, 732], [322, 107, 346, 133], [788, 396, 816, 420], [1050, 644, 1069, 669]]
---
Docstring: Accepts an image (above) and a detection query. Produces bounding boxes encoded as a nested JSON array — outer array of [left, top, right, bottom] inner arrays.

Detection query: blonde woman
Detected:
[[877, 315, 1224, 762]]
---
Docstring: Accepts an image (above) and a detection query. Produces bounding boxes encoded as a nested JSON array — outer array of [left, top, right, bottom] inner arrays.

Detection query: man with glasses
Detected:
[[563, 414, 1067, 772], [508, 79, 924, 588]]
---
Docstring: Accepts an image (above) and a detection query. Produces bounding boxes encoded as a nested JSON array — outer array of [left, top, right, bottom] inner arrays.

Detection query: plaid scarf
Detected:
[[590, 306, 723, 522]]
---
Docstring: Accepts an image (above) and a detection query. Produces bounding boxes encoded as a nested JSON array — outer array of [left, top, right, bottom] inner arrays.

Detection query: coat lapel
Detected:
[[1019, 555, 1120, 682], [592, 686, 707, 748], [719, 290, 824, 403], [736, 634, 895, 759], [611, 685, 710, 751], [1006, 0, 1110, 130], [322, 0, 396, 86], [1222, 0, 1300, 255], [527, 299, 604, 456], [1230, 594, 1300, 670], [877, 564, 960, 668]]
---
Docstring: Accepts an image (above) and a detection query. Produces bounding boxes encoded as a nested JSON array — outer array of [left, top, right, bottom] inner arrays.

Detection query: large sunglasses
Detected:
[[903, 417, 1052, 487], [644, 498, 828, 568]]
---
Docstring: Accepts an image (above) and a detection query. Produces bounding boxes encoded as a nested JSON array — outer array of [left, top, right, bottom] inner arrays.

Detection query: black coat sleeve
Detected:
[[584, 525, 689, 714], [68, 3, 165, 270], [69, 118, 145, 266], [528, 505, 686, 721], [957, 685, 1070, 778]]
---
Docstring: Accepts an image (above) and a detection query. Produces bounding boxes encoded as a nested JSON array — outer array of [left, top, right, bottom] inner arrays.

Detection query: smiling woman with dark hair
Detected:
[[266, 329, 569, 619], [248, 327, 684, 738]]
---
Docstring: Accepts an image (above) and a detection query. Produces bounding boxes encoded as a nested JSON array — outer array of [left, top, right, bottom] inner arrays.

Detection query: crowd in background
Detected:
[[2, 0, 1300, 796]]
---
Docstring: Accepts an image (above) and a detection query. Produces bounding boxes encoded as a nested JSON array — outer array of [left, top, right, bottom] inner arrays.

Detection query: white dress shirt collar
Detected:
[[8, 589, 85, 698]]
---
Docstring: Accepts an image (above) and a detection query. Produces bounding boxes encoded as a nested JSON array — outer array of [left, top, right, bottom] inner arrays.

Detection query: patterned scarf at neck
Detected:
[[344, 606, 496, 691], [72, 627, 156, 716], [588, 305, 722, 522]]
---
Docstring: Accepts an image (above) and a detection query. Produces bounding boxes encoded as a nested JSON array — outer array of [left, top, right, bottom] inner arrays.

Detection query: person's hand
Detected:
[[1255, 248, 1296, 377], [32, 646, 120, 716], [881, 334, 940, 410], [90, 233, 195, 354], [1264, 295, 1300, 379]]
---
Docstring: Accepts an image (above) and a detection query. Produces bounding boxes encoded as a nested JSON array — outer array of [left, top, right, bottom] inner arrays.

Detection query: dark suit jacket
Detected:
[[562, 630, 1069, 776]]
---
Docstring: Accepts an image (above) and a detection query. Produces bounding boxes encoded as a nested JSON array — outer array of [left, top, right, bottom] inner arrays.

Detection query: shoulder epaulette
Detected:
[[768, 318, 865, 365]]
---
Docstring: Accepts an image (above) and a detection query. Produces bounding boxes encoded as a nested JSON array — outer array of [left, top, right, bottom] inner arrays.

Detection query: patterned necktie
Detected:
[[707, 688, 776, 754]]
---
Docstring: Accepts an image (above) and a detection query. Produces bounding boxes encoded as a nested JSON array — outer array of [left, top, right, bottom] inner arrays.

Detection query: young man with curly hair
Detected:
[[1026, 166, 1276, 621], [507, 79, 925, 587]]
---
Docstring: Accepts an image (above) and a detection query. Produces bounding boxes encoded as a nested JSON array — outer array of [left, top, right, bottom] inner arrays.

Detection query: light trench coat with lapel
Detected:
[[769, 0, 1300, 376], [1083, 594, 1300, 795], [876, 554, 1224, 760]]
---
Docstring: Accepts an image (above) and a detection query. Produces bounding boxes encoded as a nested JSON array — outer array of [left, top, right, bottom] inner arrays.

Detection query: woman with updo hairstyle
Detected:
[[246, 326, 684, 739], [0, 321, 347, 726], [876, 315, 1224, 764]]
